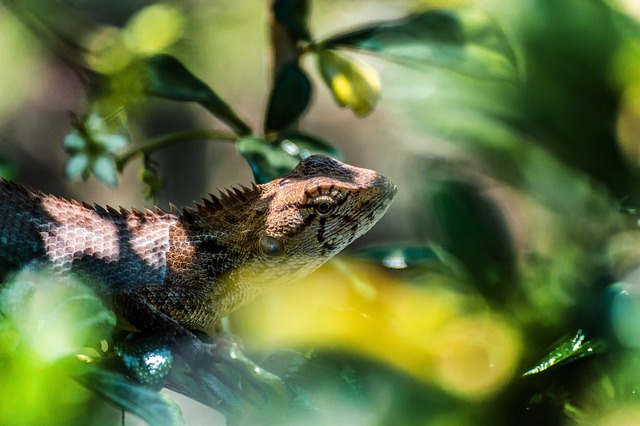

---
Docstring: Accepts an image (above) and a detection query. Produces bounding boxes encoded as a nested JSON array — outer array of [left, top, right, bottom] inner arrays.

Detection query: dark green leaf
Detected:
[[70, 360, 185, 426], [238, 133, 342, 183], [264, 62, 312, 133], [273, 0, 311, 41], [429, 180, 515, 294], [319, 10, 517, 81], [523, 330, 607, 376], [143, 54, 251, 136]]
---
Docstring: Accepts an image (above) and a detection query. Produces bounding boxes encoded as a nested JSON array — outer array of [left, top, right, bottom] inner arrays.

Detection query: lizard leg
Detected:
[[112, 286, 211, 366], [109, 286, 291, 419]]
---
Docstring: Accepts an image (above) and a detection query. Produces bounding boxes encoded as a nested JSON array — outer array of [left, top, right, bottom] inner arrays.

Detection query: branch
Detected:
[[115, 129, 237, 171]]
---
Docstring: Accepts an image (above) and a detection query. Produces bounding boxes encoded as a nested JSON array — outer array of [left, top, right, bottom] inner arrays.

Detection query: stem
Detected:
[[115, 129, 237, 171]]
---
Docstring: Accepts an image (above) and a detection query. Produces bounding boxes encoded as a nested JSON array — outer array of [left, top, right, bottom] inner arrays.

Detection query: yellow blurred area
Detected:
[[0, 355, 94, 425], [611, 38, 640, 168], [0, 269, 110, 424], [595, 404, 640, 426], [85, 4, 185, 74], [85, 26, 133, 74], [233, 257, 522, 400], [123, 4, 185, 55]]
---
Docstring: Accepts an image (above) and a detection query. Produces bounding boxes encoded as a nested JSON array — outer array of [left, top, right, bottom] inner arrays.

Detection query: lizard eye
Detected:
[[260, 235, 284, 256], [314, 197, 335, 214]]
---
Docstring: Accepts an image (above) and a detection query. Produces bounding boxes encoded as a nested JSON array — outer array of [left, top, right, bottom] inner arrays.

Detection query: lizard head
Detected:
[[242, 154, 397, 287], [178, 155, 396, 319]]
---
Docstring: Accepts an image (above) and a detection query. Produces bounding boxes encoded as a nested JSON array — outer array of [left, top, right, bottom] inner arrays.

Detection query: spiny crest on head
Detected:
[[184, 183, 260, 220]]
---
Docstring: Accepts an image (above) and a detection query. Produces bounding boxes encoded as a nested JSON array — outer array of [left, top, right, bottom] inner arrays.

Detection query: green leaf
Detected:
[[350, 245, 441, 270], [273, 0, 311, 41], [91, 155, 118, 187], [0, 155, 16, 180], [429, 179, 515, 293], [143, 54, 251, 136], [97, 133, 128, 154], [278, 132, 343, 160], [264, 62, 312, 133], [65, 154, 90, 179], [523, 329, 607, 376], [238, 133, 342, 183], [63, 132, 87, 153], [319, 10, 517, 81]]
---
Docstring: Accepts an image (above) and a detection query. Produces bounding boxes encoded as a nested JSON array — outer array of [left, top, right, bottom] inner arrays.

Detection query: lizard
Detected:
[[0, 154, 396, 365]]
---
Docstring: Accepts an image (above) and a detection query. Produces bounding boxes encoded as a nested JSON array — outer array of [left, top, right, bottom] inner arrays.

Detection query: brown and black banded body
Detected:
[[0, 155, 396, 358]]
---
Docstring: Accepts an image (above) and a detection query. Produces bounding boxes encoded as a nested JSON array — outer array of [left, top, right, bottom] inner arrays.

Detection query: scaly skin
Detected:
[[0, 155, 396, 361]]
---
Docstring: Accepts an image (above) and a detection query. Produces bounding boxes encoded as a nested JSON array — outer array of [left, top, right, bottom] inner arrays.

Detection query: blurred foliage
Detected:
[[318, 9, 517, 81], [0, 269, 115, 425], [4, 0, 515, 193], [234, 256, 523, 402], [3, 0, 640, 425]]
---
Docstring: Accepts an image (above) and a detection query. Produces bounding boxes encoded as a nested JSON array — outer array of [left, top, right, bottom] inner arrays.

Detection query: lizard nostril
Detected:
[[372, 175, 396, 197]]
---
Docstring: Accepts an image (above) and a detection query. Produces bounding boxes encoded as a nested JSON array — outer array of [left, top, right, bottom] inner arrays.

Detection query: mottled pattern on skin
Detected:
[[0, 155, 396, 334]]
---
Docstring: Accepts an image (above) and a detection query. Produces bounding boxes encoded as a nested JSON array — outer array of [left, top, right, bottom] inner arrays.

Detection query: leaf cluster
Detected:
[[32, 0, 517, 193]]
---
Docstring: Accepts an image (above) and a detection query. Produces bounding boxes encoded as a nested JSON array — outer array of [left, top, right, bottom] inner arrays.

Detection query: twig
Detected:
[[116, 130, 237, 171]]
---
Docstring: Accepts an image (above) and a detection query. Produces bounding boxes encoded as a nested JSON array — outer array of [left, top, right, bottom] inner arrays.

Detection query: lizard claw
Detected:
[[166, 337, 289, 423]]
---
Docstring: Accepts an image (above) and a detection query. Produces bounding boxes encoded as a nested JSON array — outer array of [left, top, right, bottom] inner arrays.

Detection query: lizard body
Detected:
[[0, 155, 395, 350]]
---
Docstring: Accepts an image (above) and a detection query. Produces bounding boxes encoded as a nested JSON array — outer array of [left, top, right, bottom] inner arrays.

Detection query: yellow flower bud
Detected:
[[123, 4, 185, 55], [317, 49, 381, 116]]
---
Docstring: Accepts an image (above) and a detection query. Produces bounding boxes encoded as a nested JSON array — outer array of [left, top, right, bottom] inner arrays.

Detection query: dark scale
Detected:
[[0, 180, 172, 293]]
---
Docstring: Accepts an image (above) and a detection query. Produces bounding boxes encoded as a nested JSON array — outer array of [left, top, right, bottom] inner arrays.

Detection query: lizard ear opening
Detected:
[[259, 235, 284, 257]]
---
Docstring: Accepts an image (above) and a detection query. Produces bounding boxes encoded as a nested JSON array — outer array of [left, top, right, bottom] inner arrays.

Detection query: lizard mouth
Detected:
[[389, 184, 398, 198]]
